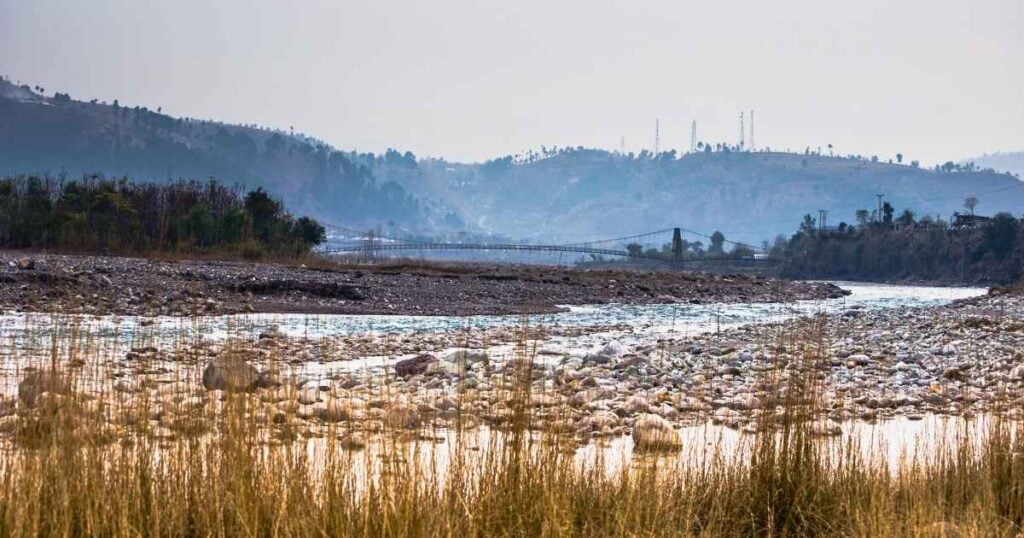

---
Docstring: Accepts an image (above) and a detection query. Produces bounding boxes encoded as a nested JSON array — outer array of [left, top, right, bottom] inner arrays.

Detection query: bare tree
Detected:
[[964, 196, 979, 216]]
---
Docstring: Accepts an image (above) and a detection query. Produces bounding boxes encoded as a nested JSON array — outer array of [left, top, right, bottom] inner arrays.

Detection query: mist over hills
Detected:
[[374, 148, 1024, 244], [969, 151, 1024, 181], [4, 76, 1023, 246]]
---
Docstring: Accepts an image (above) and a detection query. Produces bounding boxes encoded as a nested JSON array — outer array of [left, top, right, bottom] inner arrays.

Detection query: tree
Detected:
[[855, 209, 870, 227], [799, 214, 817, 234], [979, 212, 1017, 259], [708, 231, 726, 256], [896, 153, 903, 164], [292, 216, 326, 252], [882, 202, 894, 225], [897, 209, 916, 227], [244, 188, 283, 242], [626, 243, 643, 257], [964, 196, 979, 216]]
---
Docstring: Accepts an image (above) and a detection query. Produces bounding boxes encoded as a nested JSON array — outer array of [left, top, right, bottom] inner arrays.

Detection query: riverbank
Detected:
[[0, 277, 1019, 535], [0, 251, 846, 316], [0, 282, 1002, 441], [2, 283, 1023, 536]]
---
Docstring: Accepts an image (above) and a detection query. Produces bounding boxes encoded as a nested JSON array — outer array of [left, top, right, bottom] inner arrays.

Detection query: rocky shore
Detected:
[[2, 285, 1020, 448], [0, 251, 845, 316]]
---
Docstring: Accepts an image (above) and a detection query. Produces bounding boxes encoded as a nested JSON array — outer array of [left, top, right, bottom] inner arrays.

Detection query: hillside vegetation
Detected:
[[0, 78, 424, 230], [0, 175, 325, 258], [778, 210, 1024, 284], [4, 76, 1023, 246]]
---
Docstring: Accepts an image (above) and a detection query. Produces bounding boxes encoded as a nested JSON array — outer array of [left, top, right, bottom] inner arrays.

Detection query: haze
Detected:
[[1, 0, 1021, 165]]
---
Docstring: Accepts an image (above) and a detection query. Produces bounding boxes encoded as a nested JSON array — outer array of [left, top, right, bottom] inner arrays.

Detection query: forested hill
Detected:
[[0, 78, 426, 229], [5, 76, 1023, 245], [372, 148, 1024, 243]]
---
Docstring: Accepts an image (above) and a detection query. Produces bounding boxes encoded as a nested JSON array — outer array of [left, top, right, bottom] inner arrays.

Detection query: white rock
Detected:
[[632, 414, 682, 451]]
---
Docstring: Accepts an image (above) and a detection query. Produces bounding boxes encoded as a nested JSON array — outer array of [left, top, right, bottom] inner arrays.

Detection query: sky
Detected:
[[1, 0, 1021, 165]]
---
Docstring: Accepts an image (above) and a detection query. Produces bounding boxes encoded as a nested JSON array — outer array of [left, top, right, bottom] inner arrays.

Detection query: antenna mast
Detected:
[[749, 110, 755, 151], [654, 119, 660, 155], [739, 111, 745, 150], [690, 120, 697, 153]]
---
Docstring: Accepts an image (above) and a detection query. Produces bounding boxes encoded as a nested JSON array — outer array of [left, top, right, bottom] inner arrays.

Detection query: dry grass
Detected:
[[0, 316, 1022, 537]]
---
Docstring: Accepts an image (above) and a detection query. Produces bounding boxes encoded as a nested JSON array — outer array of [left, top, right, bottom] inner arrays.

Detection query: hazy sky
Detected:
[[1, 0, 1021, 165]]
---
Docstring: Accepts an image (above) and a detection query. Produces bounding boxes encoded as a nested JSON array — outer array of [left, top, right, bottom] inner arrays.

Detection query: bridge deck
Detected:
[[318, 242, 778, 265]]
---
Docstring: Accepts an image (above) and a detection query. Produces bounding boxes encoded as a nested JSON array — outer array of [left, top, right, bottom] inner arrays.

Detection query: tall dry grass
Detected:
[[0, 315, 1022, 536]]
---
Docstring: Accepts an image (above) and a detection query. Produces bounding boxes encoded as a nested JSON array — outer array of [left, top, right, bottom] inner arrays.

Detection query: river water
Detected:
[[0, 281, 988, 344]]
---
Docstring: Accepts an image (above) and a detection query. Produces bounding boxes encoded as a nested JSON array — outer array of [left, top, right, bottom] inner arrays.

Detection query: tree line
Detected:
[[0, 175, 326, 258], [777, 200, 1023, 284]]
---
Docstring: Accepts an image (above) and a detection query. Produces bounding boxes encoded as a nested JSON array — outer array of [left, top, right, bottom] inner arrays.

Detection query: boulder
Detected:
[[441, 349, 489, 366], [18, 370, 70, 407], [808, 420, 842, 436], [570, 387, 613, 407], [319, 398, 366, 422], [394, 354, 438, 377], [599, 340, 626, 358], [338, 432, 367, 450], [16, 258, 35, 270], [385, 403, 422, 429], [296, 387, 321, 405], [632, 414, 682, 451], [942, 367, 966, 382], [846, 354, 871, 367], [201, 356, 260, 392], [623, 395, 650, 414]]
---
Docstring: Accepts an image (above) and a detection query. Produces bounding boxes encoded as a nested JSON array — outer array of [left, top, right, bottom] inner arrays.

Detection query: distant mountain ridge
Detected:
[[4, 76, 1023, 246], [0, 77, 430, 230], [969, 151, 1024, 181], [369, 148, 1024, 244]]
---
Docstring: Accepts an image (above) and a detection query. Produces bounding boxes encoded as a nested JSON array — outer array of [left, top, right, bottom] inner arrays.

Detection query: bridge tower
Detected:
[[671, 228, 684, 261]]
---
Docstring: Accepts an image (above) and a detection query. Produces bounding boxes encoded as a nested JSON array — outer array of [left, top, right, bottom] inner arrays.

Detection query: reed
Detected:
[[0, 314, 1021, 537]]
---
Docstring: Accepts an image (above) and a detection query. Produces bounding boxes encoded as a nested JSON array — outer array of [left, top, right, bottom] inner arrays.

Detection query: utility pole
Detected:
[[672, 228, 684, 262], [817, 209, 829, 231], [876, 194, 884, 223]]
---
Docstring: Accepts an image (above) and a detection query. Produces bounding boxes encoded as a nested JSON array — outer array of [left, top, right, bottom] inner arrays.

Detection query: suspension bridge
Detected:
[[317, 225, 779, 266]]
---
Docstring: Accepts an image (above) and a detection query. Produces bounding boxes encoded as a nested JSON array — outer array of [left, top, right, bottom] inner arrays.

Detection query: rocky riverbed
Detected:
[[0, 284, 1018, 448], [0, 251, 845, 316]]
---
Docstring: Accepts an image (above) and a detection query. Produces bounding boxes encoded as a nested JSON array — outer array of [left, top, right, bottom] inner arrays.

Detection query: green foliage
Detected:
[[0, 175, 326, 257], [780, 210, 1024, 283]]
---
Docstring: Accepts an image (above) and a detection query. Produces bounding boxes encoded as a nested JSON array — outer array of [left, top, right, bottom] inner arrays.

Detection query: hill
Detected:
[[969, 151, 1024, 180], [5, 76, 1023, 247], [0, 77, 430, 230], [370, 148, 1024, 245]]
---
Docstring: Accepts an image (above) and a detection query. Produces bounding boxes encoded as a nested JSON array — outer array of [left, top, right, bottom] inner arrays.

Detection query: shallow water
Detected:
[[0, 282, 987, 390], [0, 281, 988, 345]]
